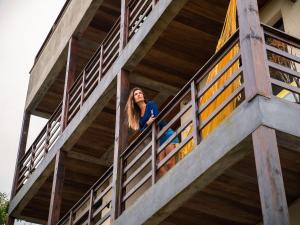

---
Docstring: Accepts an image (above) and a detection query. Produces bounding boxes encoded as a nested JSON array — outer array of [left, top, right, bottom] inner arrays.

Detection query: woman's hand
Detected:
[[146, 116, 156, 126]]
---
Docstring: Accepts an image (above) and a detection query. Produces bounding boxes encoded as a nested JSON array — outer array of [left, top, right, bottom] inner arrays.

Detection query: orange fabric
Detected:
[[200, 0, 240, 138], [179, 0, 240, 159]]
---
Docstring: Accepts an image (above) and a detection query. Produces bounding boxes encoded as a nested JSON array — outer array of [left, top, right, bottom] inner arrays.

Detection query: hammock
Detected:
[[179, 0, 240, 159]]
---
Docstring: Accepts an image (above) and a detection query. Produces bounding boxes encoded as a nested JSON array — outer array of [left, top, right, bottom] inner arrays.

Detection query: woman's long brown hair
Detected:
[[126, 87, 145, 131]]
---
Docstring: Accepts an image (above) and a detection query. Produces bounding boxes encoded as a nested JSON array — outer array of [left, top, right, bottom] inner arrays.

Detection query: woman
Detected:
[[126, 87, 179, 177]]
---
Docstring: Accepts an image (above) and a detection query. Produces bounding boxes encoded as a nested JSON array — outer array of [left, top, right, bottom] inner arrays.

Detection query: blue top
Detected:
[[139, 101, 166, 132]]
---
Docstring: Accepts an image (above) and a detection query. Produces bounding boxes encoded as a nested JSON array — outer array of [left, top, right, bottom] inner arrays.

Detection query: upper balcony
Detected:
[[9, 0, 300, 224]]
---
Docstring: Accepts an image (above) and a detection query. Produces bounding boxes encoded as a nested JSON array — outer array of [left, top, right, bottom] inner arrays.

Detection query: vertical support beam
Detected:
[[190, 81, 201, 145], [252, 126, 289, 225], [111, 69, 130, 220], [88, 190, 94, 225], [61, 37, 78, 130], [151, 123, 157, 185], [7, 111, 31, 225], [237, 0, 272, 101], [47, 150, 66, 225], [120, 0, 129, 49]]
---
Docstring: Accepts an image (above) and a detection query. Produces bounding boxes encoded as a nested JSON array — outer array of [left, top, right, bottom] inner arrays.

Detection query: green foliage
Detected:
[[0, 192, 9, 225]]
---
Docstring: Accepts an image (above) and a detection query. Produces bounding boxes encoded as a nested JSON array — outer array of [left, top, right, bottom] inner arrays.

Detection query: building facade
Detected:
[[7, 0, 300, 225]]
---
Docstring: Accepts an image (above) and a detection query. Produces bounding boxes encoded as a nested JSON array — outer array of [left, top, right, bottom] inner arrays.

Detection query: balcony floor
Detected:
[[160, 134, 300, 225]]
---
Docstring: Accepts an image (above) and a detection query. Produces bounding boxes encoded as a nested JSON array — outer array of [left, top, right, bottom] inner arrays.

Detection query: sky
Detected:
[[0, 0, 66, 222]]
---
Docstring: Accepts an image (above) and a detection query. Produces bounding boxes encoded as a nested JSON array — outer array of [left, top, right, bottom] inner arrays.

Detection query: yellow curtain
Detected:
[[179, 0, 240, 159]]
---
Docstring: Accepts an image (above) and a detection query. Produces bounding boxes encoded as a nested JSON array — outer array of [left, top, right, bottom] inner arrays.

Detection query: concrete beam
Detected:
[[26, 0, 105, 112], [259, 97, 300, 139], [114, 97, 263, 225]]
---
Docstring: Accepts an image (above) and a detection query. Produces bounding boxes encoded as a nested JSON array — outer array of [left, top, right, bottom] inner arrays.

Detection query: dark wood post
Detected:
[[111, 69, 130, 220], [119, 0, 129, 50], [61, 37, 78, 130], [7, 111, 31, 225], [191, 81, 201, 145], [237, 0, 272, 101], [47, 36, 77, 225], [47, 150, 66, 225], [252, 126, 290, 225]]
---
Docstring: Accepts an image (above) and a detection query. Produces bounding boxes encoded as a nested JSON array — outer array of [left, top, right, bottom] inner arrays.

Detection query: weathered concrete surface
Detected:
[[26, 0, 105, 111], [260, 0, 300, 38], [259, 97, 300, 139]]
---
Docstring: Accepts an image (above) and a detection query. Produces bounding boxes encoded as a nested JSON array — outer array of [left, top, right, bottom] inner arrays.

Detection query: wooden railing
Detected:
[[263, 24, 300, 103], [57, 167, 113, 225], [119, 30, 244, 211], [127, 0, 158, 41], [16, 103, 62, 192], [67, 18, 121, 123]]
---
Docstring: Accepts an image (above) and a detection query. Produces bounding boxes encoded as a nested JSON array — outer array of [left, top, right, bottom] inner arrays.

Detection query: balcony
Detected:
[[56, 24, 300, 225], [9, 0, 300, 224]]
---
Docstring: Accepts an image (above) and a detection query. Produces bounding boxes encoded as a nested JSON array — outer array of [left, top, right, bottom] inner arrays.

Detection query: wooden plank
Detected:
[[7, 111, 31, 225], [237, 0, 272, 100], [151, 123, 157, 185], [47, 150, 66, 225], [111, 69, 130, 220], [120, 0, 129, 49], [61, 37, 78, 130], [10, 112, 31, 198], [252, 126, 289, 225], [190, 81, 200, 145]]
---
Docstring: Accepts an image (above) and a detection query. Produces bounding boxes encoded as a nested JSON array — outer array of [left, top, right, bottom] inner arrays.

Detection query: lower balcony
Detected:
[[55, 25, 300, 225]]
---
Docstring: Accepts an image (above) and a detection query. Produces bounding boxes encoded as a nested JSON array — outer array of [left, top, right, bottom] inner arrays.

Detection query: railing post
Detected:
[[68, 211, 73, 225], [237, 2, 289, 225], [252, 126, 290, 225], [81, 71, 86, 106], [29, 146, 36, 174], [45, 123, 51, 155], [98, 45, 104, 81], [47, 150, 66, 225], [237, 0, 272, 101], [190, 81, 201, 146], [7, 111, 31, 225], [120, 0, 129, 49], [88, 190, 94, 225], [61, 37, 78, 130], [111, 69, 130, 220], [151, 123, 157, 185]]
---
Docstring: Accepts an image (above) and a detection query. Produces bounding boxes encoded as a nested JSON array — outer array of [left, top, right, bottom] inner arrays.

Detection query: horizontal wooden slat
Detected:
[[268, 61, 300, 80], [157, 133, 193, 169], [266, 44, 300, 64], [157, 101, 192, 139], [157, 119, 192, 154], [123, 142, 152, 173], [94, 211, 111, 225], [200, 85, 244, 130], [197, 52, 241, 99], [123, 157, 152, 187], [271, 78, 300, 95], [122, 172, 152, 202], [199, 67, 243, 114]]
